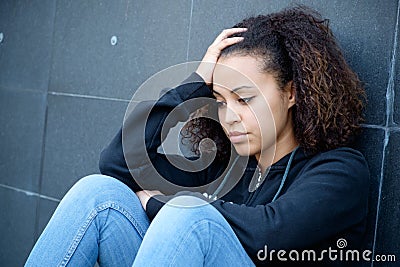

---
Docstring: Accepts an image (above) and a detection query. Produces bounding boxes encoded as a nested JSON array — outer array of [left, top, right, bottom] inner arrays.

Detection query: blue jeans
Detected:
[[25, 174, 255, 266]]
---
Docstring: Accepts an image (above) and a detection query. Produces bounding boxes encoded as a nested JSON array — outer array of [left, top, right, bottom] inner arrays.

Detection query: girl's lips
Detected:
[[229, 132, 248, 143]]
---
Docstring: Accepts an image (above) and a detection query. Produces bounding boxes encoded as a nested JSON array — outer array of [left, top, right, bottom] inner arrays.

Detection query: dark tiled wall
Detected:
[[0, 1, 398, 266]]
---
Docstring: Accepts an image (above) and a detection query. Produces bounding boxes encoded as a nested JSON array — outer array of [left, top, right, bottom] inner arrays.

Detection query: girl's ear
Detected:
[[285, 81, 296, 109]]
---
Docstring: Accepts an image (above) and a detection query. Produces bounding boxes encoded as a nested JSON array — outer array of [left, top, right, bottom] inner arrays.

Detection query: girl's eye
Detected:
[[238, 97, 254, 104]]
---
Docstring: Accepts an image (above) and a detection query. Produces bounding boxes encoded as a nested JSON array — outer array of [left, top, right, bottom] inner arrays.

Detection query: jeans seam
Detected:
[[108, 202, 148, 237], [58, 201, 147, 266]]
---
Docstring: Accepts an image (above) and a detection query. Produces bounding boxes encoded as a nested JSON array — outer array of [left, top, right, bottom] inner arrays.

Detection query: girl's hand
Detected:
[[196, 28, 247, 85], [136, 190, 164, 211]]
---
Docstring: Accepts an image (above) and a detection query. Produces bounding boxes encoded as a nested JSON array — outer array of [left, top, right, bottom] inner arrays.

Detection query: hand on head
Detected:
[[196, 28, 247, 85]]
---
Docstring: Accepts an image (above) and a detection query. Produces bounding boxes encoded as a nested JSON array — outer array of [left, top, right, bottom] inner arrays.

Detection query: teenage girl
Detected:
[[26, 6, 369, 267]]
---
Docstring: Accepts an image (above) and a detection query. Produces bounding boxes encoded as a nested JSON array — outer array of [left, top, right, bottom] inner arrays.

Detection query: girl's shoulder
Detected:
[[306, 146, 367, 167], [299, 146, 370, 185]]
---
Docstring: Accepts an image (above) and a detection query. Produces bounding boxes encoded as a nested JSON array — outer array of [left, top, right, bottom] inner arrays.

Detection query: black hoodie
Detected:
[[99, 72, 370, 266]]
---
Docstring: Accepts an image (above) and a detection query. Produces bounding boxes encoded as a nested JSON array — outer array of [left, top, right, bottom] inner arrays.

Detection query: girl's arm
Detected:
[[99, 72, 214, 193]]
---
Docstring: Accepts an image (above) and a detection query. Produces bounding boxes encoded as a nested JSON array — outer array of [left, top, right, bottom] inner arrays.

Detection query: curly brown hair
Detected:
[[182, 6, 365, 160]]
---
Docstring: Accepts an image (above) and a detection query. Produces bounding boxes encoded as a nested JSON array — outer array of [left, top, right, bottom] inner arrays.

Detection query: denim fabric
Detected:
[[133, 195, 255, 267], [25, 174, 254, 267]]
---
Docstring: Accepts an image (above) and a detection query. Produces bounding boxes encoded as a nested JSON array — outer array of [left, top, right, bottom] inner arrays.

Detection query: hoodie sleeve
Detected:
[[211, 148, 370, 261], [99, 72, 216, 193]]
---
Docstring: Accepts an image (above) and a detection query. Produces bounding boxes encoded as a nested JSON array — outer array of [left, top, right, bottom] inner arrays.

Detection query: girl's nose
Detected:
[[223, 105, 241, 125]]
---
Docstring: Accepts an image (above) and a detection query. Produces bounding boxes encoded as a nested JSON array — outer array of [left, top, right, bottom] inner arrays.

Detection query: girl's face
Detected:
[[212, 55, 296, 163]]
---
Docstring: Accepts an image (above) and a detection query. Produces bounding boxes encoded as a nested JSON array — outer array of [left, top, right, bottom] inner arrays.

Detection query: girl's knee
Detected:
[[62, 174, 141, 210], [154, 195, 222, 225], [69, 174, 129, 195], [72, 174, 119, 190]]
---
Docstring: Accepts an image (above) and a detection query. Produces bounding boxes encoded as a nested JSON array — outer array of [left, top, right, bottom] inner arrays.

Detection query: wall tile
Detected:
[[40, 94, 127, 199], [188, 0, 276, 61], [322, 0, 396, 127], [0, 88, 46, 192], [34, 198, 59, 241], [0, 187, 37, 266], [189, 0, 397, 125], [374, 131, 400, 265], [351, 127, 385, 254], [49, 0, 191, 100], [0, 0, 56, 92]]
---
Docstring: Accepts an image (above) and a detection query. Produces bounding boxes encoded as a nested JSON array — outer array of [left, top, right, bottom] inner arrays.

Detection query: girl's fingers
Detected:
[[196, 28, 246, 84], [212, 28, 247, 45], [216, 36, 244, 50], [220, 28, 248, 38], [207, 36, 244, 57]]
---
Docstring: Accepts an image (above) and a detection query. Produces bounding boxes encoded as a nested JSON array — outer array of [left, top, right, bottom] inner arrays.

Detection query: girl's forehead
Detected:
[[214, 55, 263, 77], [213, 60, 258, 89], [213, 55, 276, 88]]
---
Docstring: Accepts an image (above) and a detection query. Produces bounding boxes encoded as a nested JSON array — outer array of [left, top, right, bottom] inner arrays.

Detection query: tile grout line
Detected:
[[34, 0, 59, 240], [0, 86, 44, 94], [386, 6, 398, 128], [372, 131, 389, 267], [0, 184, 60, 203], [186, 0, 194, 62], [48, 91, 131, 102], [361, 124, 400, 131], [361, 124, 386, 130], [370, 0, 399, 265], [0, 87, 132, 103]]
